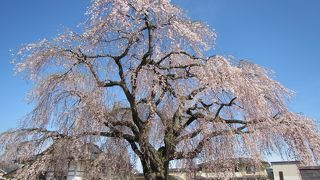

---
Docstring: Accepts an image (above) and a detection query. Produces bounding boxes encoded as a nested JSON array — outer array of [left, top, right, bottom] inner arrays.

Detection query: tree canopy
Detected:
[[1, 0, 320, 179]]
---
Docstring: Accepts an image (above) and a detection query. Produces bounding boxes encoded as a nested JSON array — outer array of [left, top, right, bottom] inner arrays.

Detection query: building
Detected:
[[299, 166, 320, 180], [44, 160, 91, 180], [170, 158, 270, 180], [42, 143, 103, 180], [271, 161, 320, 180], [198, 158, 270, 180], [134, 158, 271, 180], [2, 143, 133, 180], [271, 161, 301, 180]]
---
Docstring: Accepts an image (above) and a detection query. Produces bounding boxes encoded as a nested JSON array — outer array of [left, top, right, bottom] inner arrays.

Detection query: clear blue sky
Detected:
[[1, 0, 320, 134]]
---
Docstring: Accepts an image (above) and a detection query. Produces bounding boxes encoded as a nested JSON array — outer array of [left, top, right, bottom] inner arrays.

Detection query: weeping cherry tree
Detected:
[[1, 0, 320, 179]]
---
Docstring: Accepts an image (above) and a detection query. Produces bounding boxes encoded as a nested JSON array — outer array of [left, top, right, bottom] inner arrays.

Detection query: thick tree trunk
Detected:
[[141, 159, 169, 180], [144, 171, 166, 180]]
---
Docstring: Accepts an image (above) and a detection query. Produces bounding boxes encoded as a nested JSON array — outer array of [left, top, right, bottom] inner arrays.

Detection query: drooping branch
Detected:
[[6, 128, 137, 143], [176, 117, 248, 143], [174, 125, 247, 160]]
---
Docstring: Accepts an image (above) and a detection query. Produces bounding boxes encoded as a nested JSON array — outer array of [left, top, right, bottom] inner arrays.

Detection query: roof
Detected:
[[166, 158, 270, 174], [199, 157, 270, 168], [299, 167, 320, 180], [271, 161, 301, 165], [299, 166, 320, 170], [83, 143, 102, 153]]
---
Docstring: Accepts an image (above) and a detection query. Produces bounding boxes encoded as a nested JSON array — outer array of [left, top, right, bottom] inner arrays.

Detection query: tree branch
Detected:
[[214, 97, 237, 120], [174, 125, 247, 160], [156, 51, 206, 65]]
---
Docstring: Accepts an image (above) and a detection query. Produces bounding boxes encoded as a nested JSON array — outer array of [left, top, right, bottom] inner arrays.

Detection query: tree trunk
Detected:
[[141, 159, 169, 180], [137, 126, 173, 179], [144, 171, 166, 180]]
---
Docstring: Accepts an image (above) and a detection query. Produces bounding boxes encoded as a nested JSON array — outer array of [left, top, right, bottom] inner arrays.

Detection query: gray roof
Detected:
[[271, 161, 301, 165], [299, 166, 320, 170], [299, 167, 320, 180]]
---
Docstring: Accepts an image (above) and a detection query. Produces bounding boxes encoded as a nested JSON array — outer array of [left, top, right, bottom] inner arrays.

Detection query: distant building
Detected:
[[271, 161, 301, 180], [271, 161, 320, 180], [170, 158, 271, 180], [3, 143, 133, 180], [134, 158, 271, 180], [198, 158, 271, 180], [299, 166, 320, 180], [43, 143, 102, 180], [44, 160, 92, 180]]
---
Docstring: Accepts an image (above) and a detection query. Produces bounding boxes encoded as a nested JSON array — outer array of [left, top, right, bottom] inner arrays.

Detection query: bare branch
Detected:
[[214, 97, 237, 120], [156, 51, 206, 65]]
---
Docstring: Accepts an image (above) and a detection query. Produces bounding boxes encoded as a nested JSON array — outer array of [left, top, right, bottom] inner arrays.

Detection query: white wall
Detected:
[[272, 163, 301, 180], [169, 169, 268, 180]]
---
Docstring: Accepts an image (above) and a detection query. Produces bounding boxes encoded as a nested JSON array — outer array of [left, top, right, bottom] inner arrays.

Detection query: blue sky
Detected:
[[1, 0, 320, 140]]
